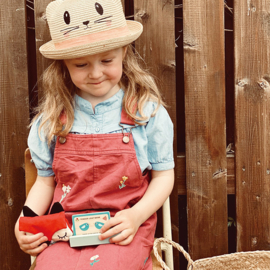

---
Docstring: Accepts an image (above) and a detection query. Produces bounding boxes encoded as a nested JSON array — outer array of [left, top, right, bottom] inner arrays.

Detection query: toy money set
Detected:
[[69, 211, 111, 247]]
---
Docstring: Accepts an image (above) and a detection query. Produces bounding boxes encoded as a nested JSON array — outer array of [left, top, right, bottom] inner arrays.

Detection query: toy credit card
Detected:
[[72, 212, 110, 236]]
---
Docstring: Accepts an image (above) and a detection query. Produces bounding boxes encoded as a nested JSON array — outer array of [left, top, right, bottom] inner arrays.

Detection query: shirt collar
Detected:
[[74, 89, 124, 115]]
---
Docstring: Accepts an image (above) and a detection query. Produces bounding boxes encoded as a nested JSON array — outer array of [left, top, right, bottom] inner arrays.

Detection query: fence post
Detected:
[[0, 1, 30, 269], [234, 0, 270, 251], [133, 0, 179, 268], [183, 0, 228, 260], [34, 0, 53, 98]]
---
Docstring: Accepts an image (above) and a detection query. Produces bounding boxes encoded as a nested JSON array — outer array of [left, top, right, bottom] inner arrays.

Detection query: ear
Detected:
[[50, 202, 64, 214], [23, 206, 39, 217]]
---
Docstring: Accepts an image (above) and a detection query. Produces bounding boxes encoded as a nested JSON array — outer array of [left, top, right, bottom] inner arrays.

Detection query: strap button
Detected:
[[123, 136, 130, 144], [59, 137, 66, 144]]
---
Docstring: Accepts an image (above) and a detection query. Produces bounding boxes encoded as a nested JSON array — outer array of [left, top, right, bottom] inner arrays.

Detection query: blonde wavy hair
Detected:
[[33, 44, 165, 145]]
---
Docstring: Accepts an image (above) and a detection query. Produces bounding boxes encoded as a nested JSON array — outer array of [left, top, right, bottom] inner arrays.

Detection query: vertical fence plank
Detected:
[[235, 0, 270, 251], [183, 0, 228, 260], [34, 0, 52, 96], [133, 0, 179, 268], [0, 1, 30, 269]]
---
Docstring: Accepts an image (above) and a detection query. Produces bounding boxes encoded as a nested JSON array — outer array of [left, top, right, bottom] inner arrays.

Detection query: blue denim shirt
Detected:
[[28, 89, 174, 177]]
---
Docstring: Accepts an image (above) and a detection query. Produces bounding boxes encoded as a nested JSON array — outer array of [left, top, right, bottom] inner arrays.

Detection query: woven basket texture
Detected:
[[190, 251, 270, 270], [153, 238, 270, 270]]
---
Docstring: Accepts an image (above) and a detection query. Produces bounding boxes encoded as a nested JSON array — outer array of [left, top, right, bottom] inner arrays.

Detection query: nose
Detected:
[[83, 20, 90, 26], [89, 64, 103, 79]]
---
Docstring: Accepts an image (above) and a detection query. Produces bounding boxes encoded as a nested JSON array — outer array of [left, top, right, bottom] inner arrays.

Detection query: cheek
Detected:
[[108, 64, 123, 81], [70, 72, 85, 86]]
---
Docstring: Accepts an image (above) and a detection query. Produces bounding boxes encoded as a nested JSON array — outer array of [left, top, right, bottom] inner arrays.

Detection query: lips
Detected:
[[89, 81, 103, 85]]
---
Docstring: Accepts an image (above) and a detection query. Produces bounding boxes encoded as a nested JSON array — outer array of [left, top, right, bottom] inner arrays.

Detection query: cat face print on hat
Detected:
[[40, 0, 143, 59]]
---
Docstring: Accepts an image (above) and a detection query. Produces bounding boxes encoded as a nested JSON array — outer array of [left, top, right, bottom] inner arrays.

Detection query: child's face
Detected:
[[64, 47, 125, 105]]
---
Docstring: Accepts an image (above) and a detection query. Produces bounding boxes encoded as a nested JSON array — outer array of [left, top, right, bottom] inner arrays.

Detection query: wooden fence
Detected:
[[1, 0, 270, 269]]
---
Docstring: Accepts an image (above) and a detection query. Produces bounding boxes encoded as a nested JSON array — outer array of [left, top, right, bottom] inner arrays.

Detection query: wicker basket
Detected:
[[153, 238, 270, 270]]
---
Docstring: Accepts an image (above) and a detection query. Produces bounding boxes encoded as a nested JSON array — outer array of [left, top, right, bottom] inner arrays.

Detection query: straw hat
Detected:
[[40, 0, 143, 59]]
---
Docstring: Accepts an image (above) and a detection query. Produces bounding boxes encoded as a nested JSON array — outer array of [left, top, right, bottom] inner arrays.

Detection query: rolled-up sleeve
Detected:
[[27, 117, 55, 177], [145, 105, 174, 171]]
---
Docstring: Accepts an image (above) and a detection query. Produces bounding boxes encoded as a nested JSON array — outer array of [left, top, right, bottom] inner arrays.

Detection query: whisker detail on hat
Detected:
[[61, 26, 80, 35], [94, 16, 113, 23]]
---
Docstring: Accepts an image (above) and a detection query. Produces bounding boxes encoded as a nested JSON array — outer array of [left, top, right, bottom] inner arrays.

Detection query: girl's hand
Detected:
[[99, 208, 141, 245], [15, 226, 48, 256]]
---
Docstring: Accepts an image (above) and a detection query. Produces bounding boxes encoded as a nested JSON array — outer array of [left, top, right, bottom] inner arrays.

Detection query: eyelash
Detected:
[[76, 64, 86, 68], [102, 59, 112, 63], [58, 232, 67, 239], [75, 59, 112, 68]]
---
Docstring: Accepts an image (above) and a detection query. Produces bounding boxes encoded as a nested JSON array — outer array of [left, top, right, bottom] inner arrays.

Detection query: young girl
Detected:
[[15, 0, 174, 269]]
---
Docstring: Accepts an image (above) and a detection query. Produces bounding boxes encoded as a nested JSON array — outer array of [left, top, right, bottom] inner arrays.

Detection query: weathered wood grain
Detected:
[[176, 155, 235, 195], [133, 0, 179, 268], [34, 0, 52, 97], [0, 1, 30, 269], [183, 0, 228, 260], [234, 0, 270, 252]]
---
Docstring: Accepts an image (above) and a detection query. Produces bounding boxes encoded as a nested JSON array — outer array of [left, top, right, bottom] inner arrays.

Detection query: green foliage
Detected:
[[228, 217, 236, 227]]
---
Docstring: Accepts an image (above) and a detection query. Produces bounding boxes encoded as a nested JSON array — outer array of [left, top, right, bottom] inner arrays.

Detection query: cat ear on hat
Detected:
[[46, 0, 65, 22], [112, 0, 124, 9]]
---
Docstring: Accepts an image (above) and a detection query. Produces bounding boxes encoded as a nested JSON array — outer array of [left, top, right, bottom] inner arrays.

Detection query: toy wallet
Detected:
[[69, 211, 111, 247]]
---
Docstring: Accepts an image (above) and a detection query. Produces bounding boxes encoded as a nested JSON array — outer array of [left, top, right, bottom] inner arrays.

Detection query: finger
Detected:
[[100, 217, 121, 233], [115, 235, 134, 246], [99, 224, 124, 241], [21, 235, 48, 251], [99, 220, 112, 234], [20, 233, 45, 244], [109, 229, 131, 243], [24, 242, 48, 256]]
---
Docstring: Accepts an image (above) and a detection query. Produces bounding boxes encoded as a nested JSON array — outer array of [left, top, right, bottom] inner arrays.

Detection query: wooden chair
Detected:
[[25, 148, 174, 270]]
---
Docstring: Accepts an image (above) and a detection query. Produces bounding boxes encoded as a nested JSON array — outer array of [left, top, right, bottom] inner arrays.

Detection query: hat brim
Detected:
[[39, 21, 143, 60]]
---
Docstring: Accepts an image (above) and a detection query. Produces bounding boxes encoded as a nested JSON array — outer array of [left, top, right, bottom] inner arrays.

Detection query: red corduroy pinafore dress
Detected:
[[35, 109, 157, 270]]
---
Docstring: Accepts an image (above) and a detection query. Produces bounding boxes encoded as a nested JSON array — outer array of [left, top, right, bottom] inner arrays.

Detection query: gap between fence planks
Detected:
[[183, 0, 228, 260], [234, 0, 270, 252], [0, 0, 31, 269], [133, 0, 179, 268]]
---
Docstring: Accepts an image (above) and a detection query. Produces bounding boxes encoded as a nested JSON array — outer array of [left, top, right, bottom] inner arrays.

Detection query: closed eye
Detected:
[[58, 232, 67, 239], [75, 64, 87, 68], [102, 59, 112, 63]]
